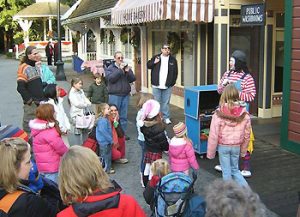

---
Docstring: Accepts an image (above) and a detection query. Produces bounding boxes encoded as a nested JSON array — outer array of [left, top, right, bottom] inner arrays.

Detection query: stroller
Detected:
[[153, 171, 204, 217]]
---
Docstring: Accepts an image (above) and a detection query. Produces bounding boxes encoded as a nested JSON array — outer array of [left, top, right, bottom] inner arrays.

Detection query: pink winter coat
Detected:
[[168, 138, 199, 172], [207, 104, 251, 159], [29, 119, 68, 173]]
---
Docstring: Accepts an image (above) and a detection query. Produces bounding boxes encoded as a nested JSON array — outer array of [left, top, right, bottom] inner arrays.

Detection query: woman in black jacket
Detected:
[[0, 138, 56, 217]]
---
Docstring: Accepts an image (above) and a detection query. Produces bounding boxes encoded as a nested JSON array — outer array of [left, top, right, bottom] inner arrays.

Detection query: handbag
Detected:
[[75, 108, 95, 129], [130, 82, 137, 96]]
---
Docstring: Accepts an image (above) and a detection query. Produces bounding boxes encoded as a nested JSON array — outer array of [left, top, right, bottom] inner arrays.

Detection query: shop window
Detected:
[[274, 41, 284, 93], [180, 31, 195, 86], [276, 13, 284, 28], [102, 31, 108, 55], [87, 30, 96, 52]]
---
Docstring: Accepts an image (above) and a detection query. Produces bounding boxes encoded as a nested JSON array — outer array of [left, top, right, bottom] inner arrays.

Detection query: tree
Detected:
[[0, 0, 33, 52]]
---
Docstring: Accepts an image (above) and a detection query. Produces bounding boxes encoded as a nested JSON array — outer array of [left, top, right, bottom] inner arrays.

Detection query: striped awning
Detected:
[[111, 0, 214, 25]]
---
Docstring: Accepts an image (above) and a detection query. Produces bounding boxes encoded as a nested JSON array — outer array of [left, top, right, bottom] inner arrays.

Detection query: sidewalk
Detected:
[[60, 62, 299, 217]]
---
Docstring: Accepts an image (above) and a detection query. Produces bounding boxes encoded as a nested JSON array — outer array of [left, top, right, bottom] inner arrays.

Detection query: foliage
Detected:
[[167, 32, 180, 55], [130, 28, 140, 49], [6, 52, 13, 58], [120, 28, 130, 44], [108, 30, 114, 44], [13, 31, 24, 44], [72, 31, 81, 43], [0, 0, 33, 31]]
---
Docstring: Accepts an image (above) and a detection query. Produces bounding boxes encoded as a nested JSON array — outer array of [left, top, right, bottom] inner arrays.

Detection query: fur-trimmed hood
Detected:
[[29, 119, 55, 136], [215, 103, 248, 126]]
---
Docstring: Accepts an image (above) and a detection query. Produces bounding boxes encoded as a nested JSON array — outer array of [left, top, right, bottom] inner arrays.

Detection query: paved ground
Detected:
[[1, 55, 299, 217]]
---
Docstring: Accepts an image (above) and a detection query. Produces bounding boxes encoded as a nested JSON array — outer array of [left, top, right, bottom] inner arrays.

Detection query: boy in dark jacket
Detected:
[[86, 74, 108, 114]]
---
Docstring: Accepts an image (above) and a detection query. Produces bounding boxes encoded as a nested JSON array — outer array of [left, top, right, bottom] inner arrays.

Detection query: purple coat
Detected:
[[168, 137, 199, 172], [29, 119, 68, 173]]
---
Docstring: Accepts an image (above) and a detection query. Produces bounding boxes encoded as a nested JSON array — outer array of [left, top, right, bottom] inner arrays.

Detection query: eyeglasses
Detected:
[[117, 57, 124, 60], [162, 47, 170, 50]]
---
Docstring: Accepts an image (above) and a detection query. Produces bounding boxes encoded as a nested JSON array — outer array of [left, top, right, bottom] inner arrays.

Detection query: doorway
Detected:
[[230, 26, 261, 115]]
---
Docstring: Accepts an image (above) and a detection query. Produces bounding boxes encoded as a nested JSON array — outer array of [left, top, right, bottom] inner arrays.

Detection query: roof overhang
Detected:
[[13, 2, 70, 20], [62, 8, 111, 25], [111, 0, 214, 25]]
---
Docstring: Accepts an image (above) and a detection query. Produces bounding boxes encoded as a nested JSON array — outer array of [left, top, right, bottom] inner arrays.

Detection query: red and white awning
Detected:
[[111, 0, 214, 25]]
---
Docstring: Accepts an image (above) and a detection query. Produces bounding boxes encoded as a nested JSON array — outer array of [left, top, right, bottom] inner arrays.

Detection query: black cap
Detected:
[[231, 50, 246, 63]]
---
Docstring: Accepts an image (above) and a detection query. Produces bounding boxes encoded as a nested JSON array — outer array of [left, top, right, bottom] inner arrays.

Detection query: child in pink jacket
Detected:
[[29, 103, 68, 183], [207, 84, 251, 187], [169, 122, 199, 175]]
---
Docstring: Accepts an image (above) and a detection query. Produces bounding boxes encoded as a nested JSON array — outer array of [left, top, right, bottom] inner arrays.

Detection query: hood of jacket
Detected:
[[143, 119, 161, 128], [29, 119, 55, 137], [216, 103, 248, 127], [169, 138, 187, 157], [72, 190, 120, 217]]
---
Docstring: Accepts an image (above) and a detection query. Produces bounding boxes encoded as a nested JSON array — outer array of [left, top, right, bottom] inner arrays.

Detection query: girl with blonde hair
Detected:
[[143, 159, 170, 209], [0, 138, 56, 217], [57, 146, 146, 217], [95, 103, 114, 174], [207, 84, 251, 187]]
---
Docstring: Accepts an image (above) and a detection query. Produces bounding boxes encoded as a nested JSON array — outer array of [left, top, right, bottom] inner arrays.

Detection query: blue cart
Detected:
[[184, 85, 220, 154]]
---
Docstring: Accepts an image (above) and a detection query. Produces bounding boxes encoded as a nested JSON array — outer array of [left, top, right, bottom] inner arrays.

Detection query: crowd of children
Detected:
[[0, 55, 267, 216]]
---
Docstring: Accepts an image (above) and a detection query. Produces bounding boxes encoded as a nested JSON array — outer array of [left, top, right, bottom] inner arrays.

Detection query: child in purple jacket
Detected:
[[169, 122, 199, 175]]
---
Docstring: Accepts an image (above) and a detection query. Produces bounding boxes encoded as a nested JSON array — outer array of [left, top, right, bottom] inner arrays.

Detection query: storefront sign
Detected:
[[241, 3, 265, 26], [123, 10, 145, 23]]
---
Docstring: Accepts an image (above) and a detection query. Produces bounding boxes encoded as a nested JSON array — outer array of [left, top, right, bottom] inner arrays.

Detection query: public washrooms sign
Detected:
[[241, 3, 265, 26]]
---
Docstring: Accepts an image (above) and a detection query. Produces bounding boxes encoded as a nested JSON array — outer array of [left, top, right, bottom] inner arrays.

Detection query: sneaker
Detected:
[[108, 168, 115, 174], [214, 165, 222, 172], [164, 118, 172, 125], [240, 170, 252, 178], [125, 135, 130, 141], [115, 158, 129, 164]]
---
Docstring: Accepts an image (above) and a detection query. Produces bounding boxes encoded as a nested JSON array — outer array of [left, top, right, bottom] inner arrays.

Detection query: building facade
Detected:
[[281, 0, 300, 154]]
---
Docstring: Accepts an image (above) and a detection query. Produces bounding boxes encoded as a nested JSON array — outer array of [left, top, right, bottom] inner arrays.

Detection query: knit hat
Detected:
[[142, 99, 160, 119], [173, 122, 187, 137], [0, 125, 29, 142], [137, 99, 160, 127]]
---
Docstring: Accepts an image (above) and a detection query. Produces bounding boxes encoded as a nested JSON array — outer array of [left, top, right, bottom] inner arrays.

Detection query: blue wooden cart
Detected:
[[184, 85, 220, 154]]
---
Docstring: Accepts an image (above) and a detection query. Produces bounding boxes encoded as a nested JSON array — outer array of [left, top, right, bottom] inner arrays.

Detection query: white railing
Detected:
[[86, 52, 97, 61]]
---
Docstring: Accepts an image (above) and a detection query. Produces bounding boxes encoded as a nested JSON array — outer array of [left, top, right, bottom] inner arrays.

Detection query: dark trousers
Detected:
[[47, 55, 52, 65]]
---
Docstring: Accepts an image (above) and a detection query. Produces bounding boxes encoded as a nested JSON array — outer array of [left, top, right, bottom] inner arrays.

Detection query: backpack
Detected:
[[82, 126, 99, 155], [154, 172, 193, 217], [0, 191, 25, 215], [182, 194, 206, 217]]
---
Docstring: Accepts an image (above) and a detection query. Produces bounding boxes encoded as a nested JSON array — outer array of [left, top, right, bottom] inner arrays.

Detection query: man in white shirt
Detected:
[[147, 44, 178, 124]]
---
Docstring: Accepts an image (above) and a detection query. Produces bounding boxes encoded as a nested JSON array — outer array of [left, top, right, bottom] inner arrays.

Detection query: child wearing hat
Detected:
[[168, 122, 199, 175], [139, 99, 169, 186]]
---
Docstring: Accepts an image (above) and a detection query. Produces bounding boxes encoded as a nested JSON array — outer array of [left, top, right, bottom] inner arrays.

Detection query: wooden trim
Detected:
[[281, 0, 300, 154], [172, 86, 184, 97]]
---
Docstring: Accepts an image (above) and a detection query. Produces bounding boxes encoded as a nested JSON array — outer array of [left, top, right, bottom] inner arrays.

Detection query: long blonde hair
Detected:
[[58, 146, 112, 204], [0, 138, 30, 192], [95, 103, 109, 119], [219, 84, 240, 110], [151, 159, 170, 177]]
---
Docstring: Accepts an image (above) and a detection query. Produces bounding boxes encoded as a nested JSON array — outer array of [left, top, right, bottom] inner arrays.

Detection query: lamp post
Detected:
[[55, 0, 66, 81]]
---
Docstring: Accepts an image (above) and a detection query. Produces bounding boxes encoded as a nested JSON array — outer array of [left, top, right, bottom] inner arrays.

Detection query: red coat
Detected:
[[57, 191, 146, 217]]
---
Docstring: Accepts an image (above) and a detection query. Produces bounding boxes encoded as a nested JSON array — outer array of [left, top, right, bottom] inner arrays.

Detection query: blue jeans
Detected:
[[42, 172, 59, 184], [109, 94, 129, 132], [152, 87, 172, 120], [218, 145, 248, 187], [138, 140, 145, 173], [100, 144, 112, 172]]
